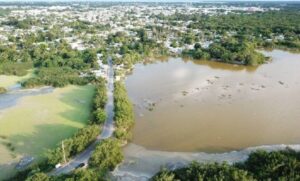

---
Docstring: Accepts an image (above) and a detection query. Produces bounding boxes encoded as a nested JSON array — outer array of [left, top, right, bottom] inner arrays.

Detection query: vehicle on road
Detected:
[[55, 163, 62, 169], [75, 163, 86, 169]]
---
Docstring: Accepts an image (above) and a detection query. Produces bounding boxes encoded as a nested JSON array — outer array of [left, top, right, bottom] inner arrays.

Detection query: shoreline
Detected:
[[112, 143, 300, 180], [0, 86, 54, 111], [115, 49, 300, 180]]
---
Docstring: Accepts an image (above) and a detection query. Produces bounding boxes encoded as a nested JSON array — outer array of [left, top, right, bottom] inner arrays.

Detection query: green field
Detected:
[[0, 70, 34, 88], [0, 84, 95, 179]]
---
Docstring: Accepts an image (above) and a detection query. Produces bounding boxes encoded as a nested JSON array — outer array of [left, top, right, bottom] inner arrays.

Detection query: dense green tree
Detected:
[[0, 62, 33, 76], [91, 78, 108, 124], [46, 125, 99, 166], [82, 49, 98, 69], [153, 149, 300, 181], [194, 43, 201, 50], [137, 28, 148, 42], [152, 169, 176, 181], [113, 81, 134, 142], [93, 108, 107, 124], [170, 40, 178, 48], [89, 139, 124, 171], [183, 34, 195, 45], [69, 169, 104, 181], [22, 67, 90, 88], [239, 149, 300, 180], [153, 162, 254, 181], [25, 172, 50, 181], [71, 126, 99, 154]]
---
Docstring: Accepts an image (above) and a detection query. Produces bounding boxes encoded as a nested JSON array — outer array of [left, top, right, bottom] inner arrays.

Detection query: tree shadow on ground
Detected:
[[0, 123, 78, 180], [8, 124, 78, 158], [0, 163, 16, 181], [6, 85, 96, 158], [0, 85, 96, 180], [58, 85, 95, 124]]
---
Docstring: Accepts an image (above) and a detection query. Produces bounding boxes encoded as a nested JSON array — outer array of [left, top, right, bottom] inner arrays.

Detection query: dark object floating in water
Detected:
[[182, 91, 188, 96]]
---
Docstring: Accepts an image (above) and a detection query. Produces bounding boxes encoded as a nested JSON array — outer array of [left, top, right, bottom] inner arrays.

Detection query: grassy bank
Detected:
[[0, 70, 34, 89], [0, 85, 95, 180]]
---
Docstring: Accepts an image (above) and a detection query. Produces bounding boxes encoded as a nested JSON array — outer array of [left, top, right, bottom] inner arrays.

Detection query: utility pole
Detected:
[[62, 141, 67, 164]]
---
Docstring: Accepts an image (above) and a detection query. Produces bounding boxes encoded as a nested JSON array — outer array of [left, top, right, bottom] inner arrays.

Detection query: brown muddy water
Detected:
[[125, 50, 300, 152]]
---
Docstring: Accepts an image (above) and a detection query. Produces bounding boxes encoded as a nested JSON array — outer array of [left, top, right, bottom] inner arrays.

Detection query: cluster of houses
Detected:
[[0, 3, 283, 79]]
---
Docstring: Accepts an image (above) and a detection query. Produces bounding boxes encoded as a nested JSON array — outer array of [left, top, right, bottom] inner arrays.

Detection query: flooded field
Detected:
[[0, 85, 95, 180], [125, 50, 300, 152]]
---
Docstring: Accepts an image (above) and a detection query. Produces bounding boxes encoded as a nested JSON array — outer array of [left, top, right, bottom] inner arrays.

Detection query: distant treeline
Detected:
[[0, 2, 299, 10], [0, 40, 102, 87], [183, 40, 266, 66], [159, 10, 300, 65], [109, 29, 169, 68]]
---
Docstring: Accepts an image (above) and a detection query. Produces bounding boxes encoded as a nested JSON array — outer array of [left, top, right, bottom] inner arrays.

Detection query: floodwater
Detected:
[[0, 85, 54, 110], [125, 50, 300, 152]]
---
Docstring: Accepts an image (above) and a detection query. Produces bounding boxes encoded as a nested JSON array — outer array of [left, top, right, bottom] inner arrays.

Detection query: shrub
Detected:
[[239, 149, 300, 180], [89, 139, 124, 171], [0, 87, 7, 94], [25, 173, 50, 181], [153, 162, 253, 181], [93, 108, 107, 124], [22, 67, 90, 88], [153, 149, 300, 181], [46, 125, 100, 167], [113, 81, 134, 142], [0, 62, 33, 76]]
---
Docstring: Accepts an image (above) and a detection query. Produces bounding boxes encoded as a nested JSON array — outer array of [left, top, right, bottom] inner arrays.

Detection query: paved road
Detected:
[[50, 57, 115, 175]]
